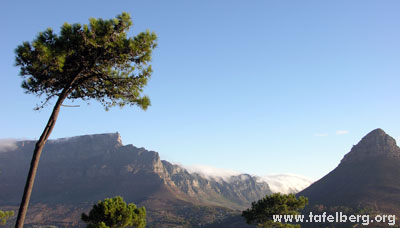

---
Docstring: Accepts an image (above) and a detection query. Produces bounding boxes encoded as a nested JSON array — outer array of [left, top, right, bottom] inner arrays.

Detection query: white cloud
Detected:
[[314, 133, 328, 137], [181, 164, 314, 194], [336, 130, 349, 135], [0, 139, 19, 153], [259, 174, 314, 194], [182, 164, 241, 181]]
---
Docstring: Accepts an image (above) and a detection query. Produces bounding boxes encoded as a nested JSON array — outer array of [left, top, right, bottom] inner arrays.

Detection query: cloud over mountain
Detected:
[[182, 164, 241, 181], [259, 174, 314, 194], [0, 138, 19, 152], [182, 164, 313, 194]]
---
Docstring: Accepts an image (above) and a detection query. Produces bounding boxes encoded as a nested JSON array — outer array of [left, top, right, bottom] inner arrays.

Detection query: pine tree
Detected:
[[81, 196, 146, 228], [242, 193, 308, 228], [14, 12, 157, 228]]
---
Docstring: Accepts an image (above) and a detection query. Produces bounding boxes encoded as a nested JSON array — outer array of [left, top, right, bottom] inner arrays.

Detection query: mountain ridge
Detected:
[[0, 132, 271, 227]]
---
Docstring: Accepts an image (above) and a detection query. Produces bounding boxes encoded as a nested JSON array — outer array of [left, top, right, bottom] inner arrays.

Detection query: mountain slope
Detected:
[[298, 128, 400, 215], [0, 133, 269, 227]]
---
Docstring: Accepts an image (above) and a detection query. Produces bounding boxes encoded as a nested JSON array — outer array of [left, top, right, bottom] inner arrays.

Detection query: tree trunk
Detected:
[[15, 89, 70, 228]]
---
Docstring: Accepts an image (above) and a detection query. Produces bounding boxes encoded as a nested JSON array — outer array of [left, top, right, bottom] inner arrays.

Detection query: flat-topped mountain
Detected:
[[299, 128, 400, 215], [0, 133, 271, 227]]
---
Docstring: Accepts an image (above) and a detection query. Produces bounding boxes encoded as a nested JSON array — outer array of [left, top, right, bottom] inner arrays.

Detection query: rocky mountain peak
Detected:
[[341, 128, 400, 163]]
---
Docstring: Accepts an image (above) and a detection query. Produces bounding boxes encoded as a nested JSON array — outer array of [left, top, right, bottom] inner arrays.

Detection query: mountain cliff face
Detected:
[[299, 128, 400, 215], [162, 162, 271, 209], [0, 133, 270, 227]]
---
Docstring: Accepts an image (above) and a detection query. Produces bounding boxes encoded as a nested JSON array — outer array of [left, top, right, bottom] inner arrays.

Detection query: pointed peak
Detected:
[[341, 129, 400, 163], [370, 128, 385, 133], [357, 128, 393, 147], [364, 128, 386, 137]]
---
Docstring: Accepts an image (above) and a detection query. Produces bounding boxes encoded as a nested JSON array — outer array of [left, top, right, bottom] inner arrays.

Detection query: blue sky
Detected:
[[1, 0, 400, 179]]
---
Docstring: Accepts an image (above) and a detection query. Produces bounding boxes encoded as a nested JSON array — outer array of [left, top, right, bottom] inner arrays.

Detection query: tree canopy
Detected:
[[242, 193, 308, 228], [15, 12, 157, 110], [81, 196, 146, 228]]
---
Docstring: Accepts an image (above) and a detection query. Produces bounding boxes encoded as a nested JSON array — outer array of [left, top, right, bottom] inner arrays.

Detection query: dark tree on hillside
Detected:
[[242, 193, 308, 228], [14, 12, 157, 228], [81, 196, 146, 228]]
